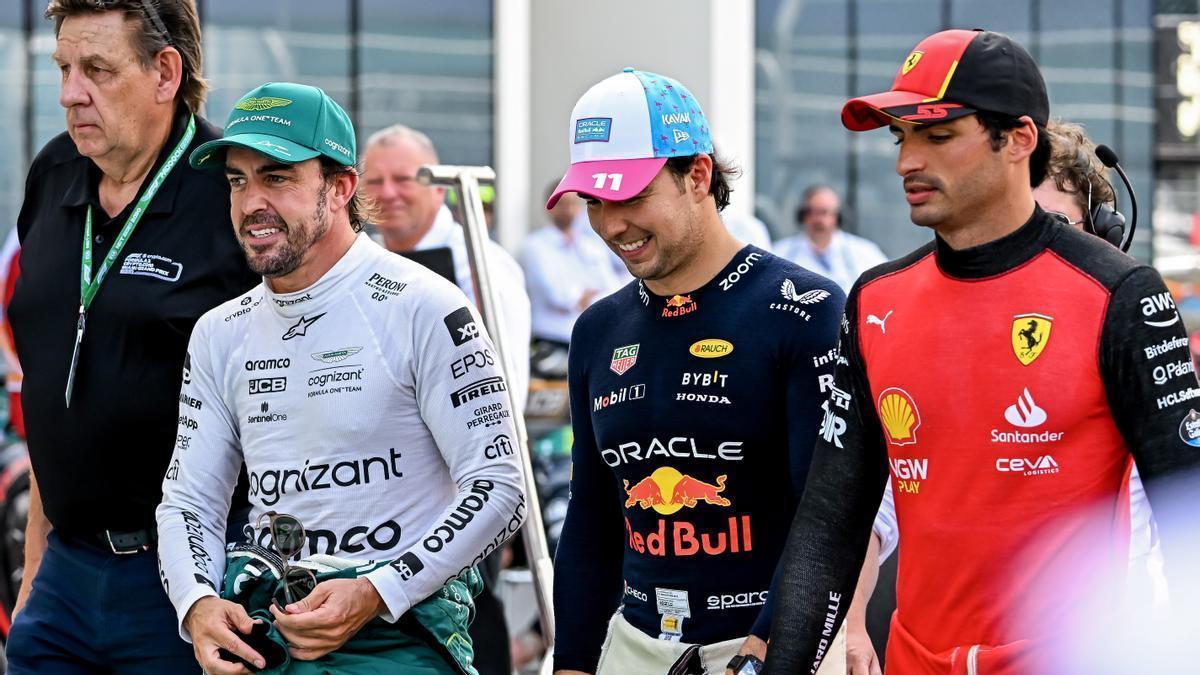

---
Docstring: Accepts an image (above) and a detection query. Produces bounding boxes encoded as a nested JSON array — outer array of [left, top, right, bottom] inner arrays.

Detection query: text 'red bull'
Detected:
[[662, 294, 697, 318], [625, 515, 753, 556]]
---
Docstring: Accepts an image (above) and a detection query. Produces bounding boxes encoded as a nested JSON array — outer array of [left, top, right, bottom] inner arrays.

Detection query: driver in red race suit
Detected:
[[764, 29, 1200, 675]]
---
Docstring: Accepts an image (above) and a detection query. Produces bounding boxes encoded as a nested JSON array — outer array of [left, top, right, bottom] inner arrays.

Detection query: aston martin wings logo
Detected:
[[780, 279, 831, 305], [311, 346, 363, 363], [234, 96, 293, 112]]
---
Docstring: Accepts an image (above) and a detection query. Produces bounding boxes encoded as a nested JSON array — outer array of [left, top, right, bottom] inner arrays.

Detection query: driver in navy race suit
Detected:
[[548, 67, 846, 675]]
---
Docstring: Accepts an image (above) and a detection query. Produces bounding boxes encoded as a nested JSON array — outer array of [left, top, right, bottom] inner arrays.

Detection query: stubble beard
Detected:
[[243, 188, 331, 277], [628, 210, 705, 282]]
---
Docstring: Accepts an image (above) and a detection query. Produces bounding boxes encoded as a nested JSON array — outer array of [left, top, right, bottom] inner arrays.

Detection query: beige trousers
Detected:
[[593, 612, 846, 675]]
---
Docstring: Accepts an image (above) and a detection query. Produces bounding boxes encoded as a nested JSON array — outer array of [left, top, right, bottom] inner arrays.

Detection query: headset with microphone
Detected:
[[796, 184, 847, 228], [1085, 144, 1138, 253]]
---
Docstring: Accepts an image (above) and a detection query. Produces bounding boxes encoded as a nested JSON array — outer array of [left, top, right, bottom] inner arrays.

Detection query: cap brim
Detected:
[[189, 133, 321, 170], [545, 158, 668, 209], [842, 90, 975, 131]]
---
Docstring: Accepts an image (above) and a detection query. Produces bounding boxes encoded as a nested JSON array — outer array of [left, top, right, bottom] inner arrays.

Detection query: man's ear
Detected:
[[1007, 116, 1039, 165], [688, 154, 714, 202], [153, 47, 184, 105], [330, 168, 358, 212]]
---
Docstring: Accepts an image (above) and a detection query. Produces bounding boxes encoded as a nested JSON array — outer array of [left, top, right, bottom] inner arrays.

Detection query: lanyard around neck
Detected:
[[80, 113, 196, 310], [66, 114, 196, 407]]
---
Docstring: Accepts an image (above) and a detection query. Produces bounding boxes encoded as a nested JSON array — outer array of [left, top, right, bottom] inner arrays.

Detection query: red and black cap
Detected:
[[842, 29, 1049, 132]]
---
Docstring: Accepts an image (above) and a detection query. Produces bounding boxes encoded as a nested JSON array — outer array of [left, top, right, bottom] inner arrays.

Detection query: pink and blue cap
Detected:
[[546, 68, 714, 208]]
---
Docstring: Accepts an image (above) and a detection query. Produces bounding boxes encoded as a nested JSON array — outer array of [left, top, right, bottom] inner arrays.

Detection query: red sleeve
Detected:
[[4, 249, 23, 439]]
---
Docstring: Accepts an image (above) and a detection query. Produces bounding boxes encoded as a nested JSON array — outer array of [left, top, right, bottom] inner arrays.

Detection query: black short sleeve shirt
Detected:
[[9, 111, 259, 535]]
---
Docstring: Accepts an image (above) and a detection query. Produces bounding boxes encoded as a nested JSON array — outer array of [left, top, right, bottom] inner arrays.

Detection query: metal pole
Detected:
[[349, 0, 361, 133], [417, 165, 557, 664]]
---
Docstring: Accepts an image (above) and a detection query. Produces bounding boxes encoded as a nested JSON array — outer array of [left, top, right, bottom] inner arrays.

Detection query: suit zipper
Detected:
[[967, 644, 981, 675]]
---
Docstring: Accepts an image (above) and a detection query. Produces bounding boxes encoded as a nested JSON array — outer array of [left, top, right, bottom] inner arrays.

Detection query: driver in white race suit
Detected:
[[155, 82, 525, 674]]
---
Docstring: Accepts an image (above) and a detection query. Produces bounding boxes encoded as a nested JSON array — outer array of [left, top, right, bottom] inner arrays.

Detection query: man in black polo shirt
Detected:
[[5, 1, 256, 672]]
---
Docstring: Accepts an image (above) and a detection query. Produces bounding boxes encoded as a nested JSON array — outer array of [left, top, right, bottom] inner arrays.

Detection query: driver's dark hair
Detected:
[[319, 157, 377, 233], [976, 111, 1051, 188], [663, 150, 739, 212]]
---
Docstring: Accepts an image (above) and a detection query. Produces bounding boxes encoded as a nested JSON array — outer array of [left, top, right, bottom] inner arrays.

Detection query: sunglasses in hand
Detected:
[[257, 511, 317, 609]]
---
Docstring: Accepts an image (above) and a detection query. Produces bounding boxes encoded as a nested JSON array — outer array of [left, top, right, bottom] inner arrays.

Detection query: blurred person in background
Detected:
[[773, 185, 886, 293], [362, 124, 530, 411], [521, 183, 623, 350], [766, 29, 1200, 674], [1033, 121, 1116, 233], [362, 124, 530, 675], [840, 119, 1168, 675], [5, 1, 257, 672], [721, 209, 773, 252]]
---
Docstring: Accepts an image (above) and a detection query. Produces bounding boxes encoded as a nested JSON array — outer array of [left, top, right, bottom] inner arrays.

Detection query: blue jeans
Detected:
[[6, 531, 200, 674]]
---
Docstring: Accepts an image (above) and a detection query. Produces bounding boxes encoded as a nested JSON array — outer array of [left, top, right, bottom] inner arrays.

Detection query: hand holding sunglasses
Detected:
[[257, 511, 317, 609], [269, 580, 388, 659]]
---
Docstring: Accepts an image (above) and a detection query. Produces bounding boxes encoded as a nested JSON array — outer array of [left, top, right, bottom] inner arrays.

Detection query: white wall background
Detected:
[[495, 0, 755, 251]]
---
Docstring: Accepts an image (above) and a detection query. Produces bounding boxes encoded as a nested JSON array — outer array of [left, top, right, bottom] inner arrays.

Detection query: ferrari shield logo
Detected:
[[902, 50, 924, 75], [1012, 313, 1053, 365]]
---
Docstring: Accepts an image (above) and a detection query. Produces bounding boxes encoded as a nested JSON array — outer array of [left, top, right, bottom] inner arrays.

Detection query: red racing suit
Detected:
[[765, 209, 1200, 674]]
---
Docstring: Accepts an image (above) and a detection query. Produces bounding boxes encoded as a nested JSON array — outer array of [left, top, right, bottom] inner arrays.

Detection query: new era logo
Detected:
[[672, 128, 690, 143], [444, 307, 479, 346]]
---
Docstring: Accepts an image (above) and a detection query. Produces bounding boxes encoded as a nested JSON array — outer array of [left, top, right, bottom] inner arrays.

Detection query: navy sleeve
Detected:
[[552, 310, 627, 672], [1100, 267, 1200, 598], [763, 285, 890, 674], [751, 281, 845, 639]]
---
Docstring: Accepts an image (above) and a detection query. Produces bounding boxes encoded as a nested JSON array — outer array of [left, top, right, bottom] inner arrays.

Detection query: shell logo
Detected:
[[878, 387, 921, 446], [690, 339, 734, 359]]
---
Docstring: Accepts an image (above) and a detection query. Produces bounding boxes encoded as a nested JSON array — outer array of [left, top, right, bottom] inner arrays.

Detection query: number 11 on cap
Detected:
[[592, 172, 623, 191]]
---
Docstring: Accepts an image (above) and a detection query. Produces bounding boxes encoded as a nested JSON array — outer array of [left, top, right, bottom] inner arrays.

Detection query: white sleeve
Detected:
[[859, 239, 889, 267], [364, 290, 526, 622], [521, 239, 585, 313], [1127, 463, 1159, 562], [495, 247, 531, 413], [722, 211, 773, 252], [155, 314, 243, 641], [872, 480, 899, 562], [772, 236, 799, 264]]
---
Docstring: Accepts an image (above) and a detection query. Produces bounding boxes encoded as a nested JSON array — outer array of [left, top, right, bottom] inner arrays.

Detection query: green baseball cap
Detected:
[[189, 82, 356, 170]]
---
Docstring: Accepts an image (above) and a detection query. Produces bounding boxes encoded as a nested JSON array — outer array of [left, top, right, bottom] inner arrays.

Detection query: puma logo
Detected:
[[866, 311, 893, 334]]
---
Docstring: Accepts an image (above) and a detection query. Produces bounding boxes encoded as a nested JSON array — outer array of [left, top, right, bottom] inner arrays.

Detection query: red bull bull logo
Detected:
[[623, 467, 730, 515], [624, 476, 666, 509], [662, 294, 697, 318], [621, 467, 750, 557]]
